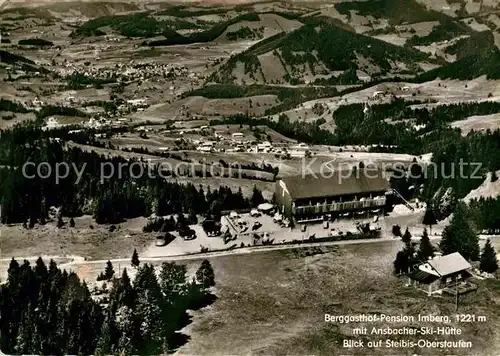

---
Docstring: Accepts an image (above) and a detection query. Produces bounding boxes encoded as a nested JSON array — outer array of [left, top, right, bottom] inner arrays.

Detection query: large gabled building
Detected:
[[274, 169, 390, 223]]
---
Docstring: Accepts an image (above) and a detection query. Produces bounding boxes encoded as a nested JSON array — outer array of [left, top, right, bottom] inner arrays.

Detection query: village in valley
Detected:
[[1, 0, 500, 354]]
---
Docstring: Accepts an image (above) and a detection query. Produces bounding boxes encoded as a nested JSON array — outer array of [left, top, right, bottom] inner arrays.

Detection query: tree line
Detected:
[[0, 256, 217, 354], [0, 124, 256, 224], [394, 202, 498, 275]]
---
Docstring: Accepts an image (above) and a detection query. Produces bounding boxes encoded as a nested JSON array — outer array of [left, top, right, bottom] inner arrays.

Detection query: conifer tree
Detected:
[[402, 227, 412, 246], [417, 228, 435, 261], [104, 260, 115, 280], [480, 239, 498, 273], [95, 318, 112, 356], [440, 202, 480, 260], [195, 260, 215, 289], [131, 249, 140, 268], [160, 262, 188, 301], [422, 204, 437, 234], [251, 185, 265, 207]]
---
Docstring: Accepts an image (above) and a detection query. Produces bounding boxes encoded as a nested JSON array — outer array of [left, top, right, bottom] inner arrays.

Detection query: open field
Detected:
[[177, 241, 500, 355], [1, 1, 500, 355], [0, 215, 152, 261], [451, 113, 500, 135], [133, 94, 280, 121]]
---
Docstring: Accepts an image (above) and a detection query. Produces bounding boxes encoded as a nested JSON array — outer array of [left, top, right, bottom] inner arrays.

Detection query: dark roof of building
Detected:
[[280, 169, 390, 200], [428, 252, 471, 277], [408, 270, 439, 284]]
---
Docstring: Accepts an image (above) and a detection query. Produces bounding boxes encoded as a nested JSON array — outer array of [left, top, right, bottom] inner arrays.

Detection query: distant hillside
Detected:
[[406, 17, 471, 46], [211, 21, 429, 85], [157, 4, 231, 18], [445, 30, 496, 59], [0, 49, 50, 74], [183, 83, 340, 115], [335, 0, 452, 26], [0, 2, 141, 20], [71, 12, 199, 38], [415, 48, 500, 81], [145, 13, 277, 46], [0, 50, 35, 65]]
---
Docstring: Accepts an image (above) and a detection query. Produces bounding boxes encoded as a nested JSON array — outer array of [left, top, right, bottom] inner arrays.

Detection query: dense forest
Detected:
[[18, 38, 54, 47], [70, 12, 199, 38], [0, 124, 254, 224], [444, 30, 495, 59], [0, 99, 30, 113], [0, 50, 35, 65], [415, 48, 500, 82], [64, 72, 116, 90], [226, 26, 264, 41], [0, 257, 216, 354], [335, 0, 450, 26]]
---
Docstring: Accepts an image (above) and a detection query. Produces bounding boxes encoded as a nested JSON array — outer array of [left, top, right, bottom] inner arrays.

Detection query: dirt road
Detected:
[[0, 233, 462, 267], [1, 234, 498, 283]]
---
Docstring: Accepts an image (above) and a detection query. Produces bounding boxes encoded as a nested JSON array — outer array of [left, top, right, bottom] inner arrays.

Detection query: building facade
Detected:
[[274, 169, 390, 223]]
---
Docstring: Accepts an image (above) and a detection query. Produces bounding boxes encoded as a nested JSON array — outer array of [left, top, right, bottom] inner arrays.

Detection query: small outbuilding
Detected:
[[409, 252, 476, 296]]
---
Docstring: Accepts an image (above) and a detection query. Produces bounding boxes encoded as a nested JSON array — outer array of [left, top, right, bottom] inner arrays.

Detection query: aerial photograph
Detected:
[[0, 0, 499, 354]]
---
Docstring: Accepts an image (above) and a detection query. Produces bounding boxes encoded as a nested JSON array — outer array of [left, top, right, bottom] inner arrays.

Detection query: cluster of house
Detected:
[[54, 60, 190, 84], [192, 131, 312, 157]]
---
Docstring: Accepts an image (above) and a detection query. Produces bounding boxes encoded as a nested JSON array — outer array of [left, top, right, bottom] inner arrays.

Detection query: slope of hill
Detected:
[[464, 170, 500, 203], [0, 2, 142, 21], [406, 17, 470, 46], [211, 21, 429, 85], [217, 12, 303, 41], [144, 11, 304, 46], [70, 11, 200, 38], [144, 12, 262, 45], [0, 49, 35, 65], [335, 0, 450, 26], [415, 48, 500, 81], [445, 30, 496, 59]]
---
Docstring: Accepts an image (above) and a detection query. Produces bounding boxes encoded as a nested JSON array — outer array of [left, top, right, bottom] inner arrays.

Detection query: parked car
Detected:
[[202, 219, 221, 236], [250, 209, 261, 217], [179, 228, 196, 240], [252, 221, 262, 231], [155, 238, 167, 247]]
